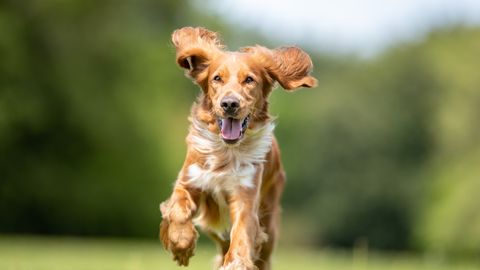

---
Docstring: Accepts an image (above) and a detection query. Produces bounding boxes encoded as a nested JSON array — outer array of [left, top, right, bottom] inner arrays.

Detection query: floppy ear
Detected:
[[243, 46, 317, 90], [171, 27, 224, 84], [270, 46, 318, 90]]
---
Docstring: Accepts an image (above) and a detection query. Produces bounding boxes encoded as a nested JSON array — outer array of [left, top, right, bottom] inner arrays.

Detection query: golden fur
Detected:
[[160, 27, 317, 270]]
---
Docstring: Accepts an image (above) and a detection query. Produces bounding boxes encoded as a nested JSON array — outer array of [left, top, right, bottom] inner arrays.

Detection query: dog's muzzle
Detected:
[[217, 115, 250, 144]]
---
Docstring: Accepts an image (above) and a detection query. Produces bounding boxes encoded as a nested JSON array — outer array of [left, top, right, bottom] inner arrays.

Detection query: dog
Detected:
[[160, 27, 317, 270]]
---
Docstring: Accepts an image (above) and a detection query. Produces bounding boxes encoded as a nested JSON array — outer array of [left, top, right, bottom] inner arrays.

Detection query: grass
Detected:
[[0, 235, 478, 270]]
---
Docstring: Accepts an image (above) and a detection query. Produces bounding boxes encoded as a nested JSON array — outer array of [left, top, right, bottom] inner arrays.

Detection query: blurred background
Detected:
[[1, 0, 480, 268]]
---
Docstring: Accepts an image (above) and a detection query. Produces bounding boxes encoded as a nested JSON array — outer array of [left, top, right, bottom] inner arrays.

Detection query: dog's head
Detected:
[[172, 27, 317, 144]]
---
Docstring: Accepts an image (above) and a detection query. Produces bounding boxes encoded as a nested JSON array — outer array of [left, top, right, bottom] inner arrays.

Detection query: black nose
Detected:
[[220, 96, 240, 114]]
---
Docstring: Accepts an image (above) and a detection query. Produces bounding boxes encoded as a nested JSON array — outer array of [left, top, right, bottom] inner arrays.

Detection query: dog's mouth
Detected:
[[217, 115, 250, 144]]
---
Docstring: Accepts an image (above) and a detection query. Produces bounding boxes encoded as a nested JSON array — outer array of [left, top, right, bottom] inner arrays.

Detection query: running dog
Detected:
[[160, 26, 317, 270]]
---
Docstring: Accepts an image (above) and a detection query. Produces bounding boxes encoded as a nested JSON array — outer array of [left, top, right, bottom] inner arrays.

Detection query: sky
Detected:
[[204, 0, 480, 56]]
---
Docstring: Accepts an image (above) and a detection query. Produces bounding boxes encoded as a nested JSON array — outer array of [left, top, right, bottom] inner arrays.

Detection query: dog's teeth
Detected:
[[241, 116, 249, 129]]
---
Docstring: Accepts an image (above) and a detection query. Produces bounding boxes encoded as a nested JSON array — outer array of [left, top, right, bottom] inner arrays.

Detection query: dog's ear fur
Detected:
[[270, 47, 318, 90], [172, 27, 224, 85], [242, 46, 317, 90]]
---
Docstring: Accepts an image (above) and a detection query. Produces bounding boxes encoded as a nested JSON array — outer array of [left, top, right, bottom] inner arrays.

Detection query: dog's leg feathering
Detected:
[[160, 185, 199, 266]]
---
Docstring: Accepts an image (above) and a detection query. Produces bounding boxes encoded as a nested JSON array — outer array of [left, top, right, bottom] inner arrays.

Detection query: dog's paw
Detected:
[[160, 219, 198, 266], [160, 196, 196, 224], [220, 258, 257, 270]]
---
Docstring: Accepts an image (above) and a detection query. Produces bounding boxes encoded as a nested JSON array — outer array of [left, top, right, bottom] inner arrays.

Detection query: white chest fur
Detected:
[[187, 162, 256, 192], [185, 119, 275, 192]]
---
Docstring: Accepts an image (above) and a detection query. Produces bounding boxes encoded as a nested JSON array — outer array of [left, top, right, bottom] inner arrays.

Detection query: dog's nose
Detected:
[[221, 96, 240, 114]]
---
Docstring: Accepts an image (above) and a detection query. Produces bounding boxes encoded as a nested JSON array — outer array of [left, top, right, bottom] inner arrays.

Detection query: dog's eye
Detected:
[[213, 75, 222, 82], [244, 76, 255, 84]]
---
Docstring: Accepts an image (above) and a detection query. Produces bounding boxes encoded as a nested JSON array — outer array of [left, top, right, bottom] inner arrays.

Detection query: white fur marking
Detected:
[[188, 163, 202, 177], [186, 119, 274, 191]]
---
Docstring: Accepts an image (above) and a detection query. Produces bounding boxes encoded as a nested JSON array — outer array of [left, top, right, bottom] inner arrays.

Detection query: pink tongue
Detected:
[[221, 118, 242, 140]]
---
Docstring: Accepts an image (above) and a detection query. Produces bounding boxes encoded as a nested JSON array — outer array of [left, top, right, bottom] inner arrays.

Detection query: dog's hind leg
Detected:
[[256, 172, 285, 270], [205, 231, 230, 269]]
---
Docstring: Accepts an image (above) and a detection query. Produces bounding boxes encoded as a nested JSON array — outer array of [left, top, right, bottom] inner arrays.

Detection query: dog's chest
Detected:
[[186, 122, 275, 191], [186, 156, 257, 192], [187, 155, 258, 238]]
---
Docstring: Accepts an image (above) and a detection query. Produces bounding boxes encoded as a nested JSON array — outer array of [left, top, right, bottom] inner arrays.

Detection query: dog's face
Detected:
[[172, 27, 317, 144], [207, 53, 270, 143]]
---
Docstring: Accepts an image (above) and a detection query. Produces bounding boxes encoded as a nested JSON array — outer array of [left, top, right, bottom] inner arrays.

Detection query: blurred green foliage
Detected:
[[1, 0, 479, 258], [0, 0, 201, 237]]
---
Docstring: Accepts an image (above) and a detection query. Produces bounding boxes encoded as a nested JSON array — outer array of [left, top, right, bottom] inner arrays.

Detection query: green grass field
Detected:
[[0, 235, 478, 270]]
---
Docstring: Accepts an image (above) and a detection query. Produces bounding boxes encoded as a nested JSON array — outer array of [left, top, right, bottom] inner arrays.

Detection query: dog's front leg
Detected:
[[160, 181, 199, 266], [221, 165, 267, 270]]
